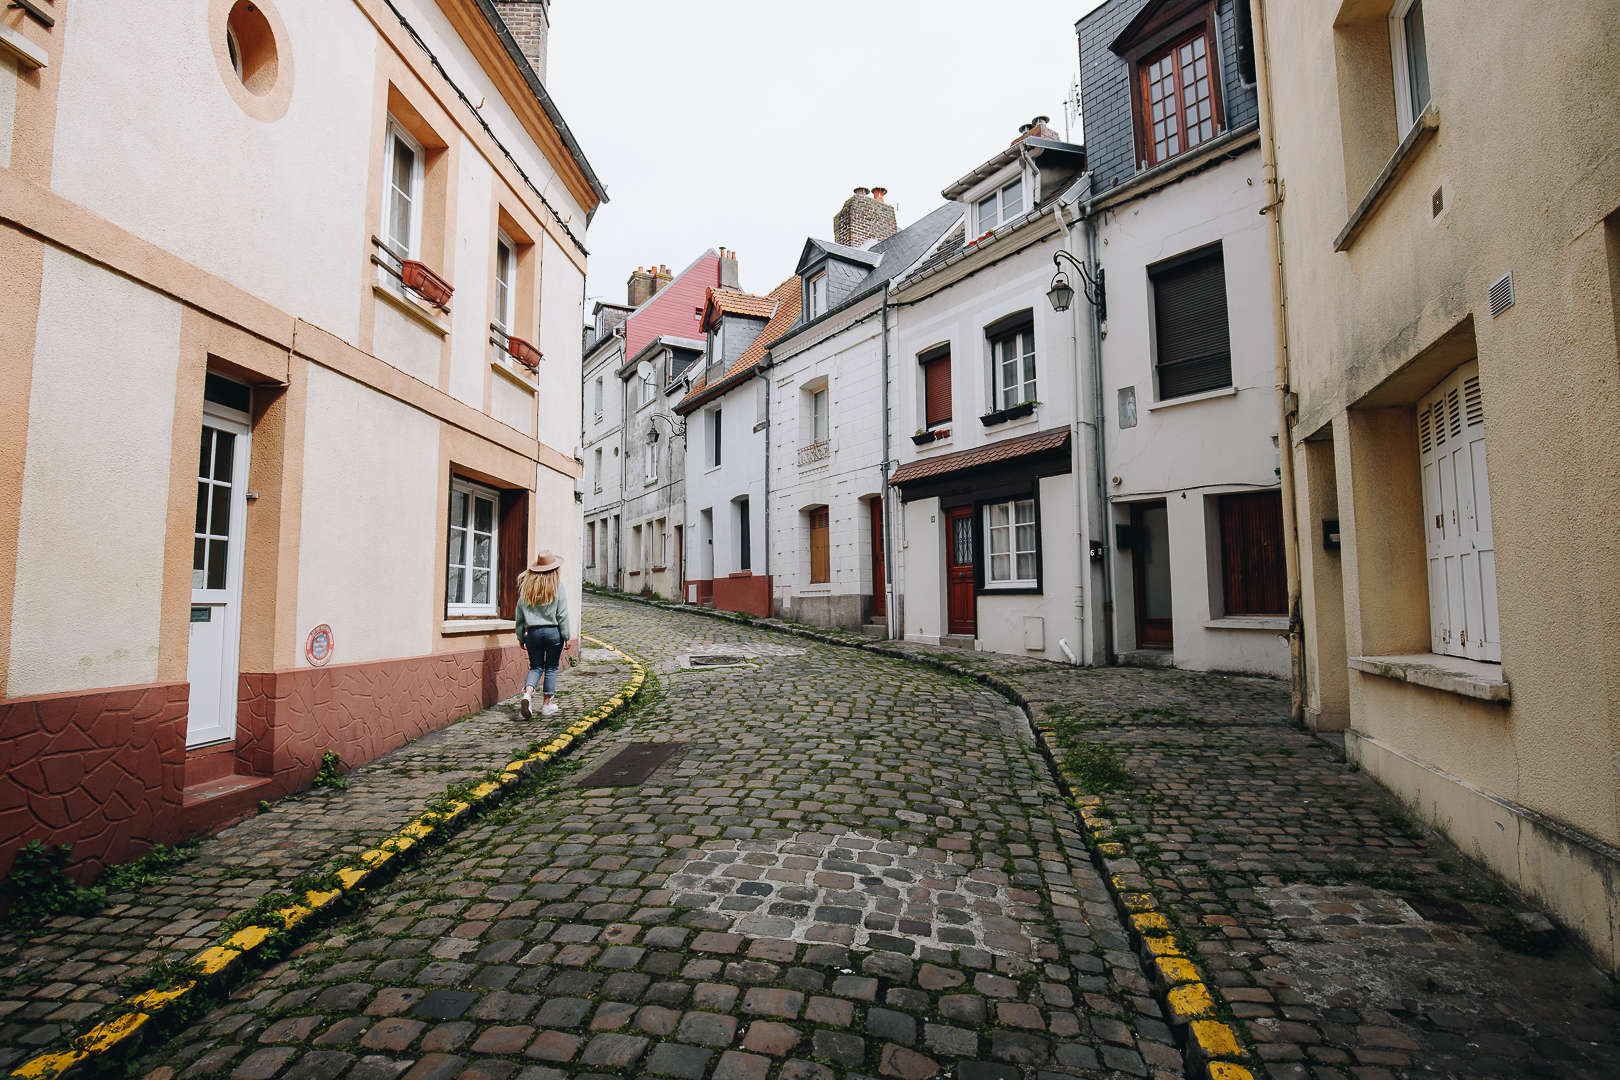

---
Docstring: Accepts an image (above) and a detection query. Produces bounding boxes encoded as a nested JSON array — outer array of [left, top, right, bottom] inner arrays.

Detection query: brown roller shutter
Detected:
[[498, 488, 529, 619], [809, 508, 830, 584], [1153, 247, 1231, 399], [1219, 491, 1286, 615], [924, 355, 953, 426]]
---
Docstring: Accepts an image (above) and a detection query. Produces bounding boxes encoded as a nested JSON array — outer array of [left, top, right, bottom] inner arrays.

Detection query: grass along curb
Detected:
[[588, 587, 1255, 1079], [8, 633, 646, 1080]]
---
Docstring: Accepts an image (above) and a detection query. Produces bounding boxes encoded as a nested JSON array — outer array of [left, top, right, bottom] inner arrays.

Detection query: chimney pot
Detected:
[[853, 186, 870, 197], [872, 187, 887, 202], [834, 185, 898, 248]]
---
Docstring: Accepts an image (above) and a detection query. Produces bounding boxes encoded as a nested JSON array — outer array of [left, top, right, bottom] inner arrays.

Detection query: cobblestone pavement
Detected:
[[115, 596, 1183, 1080], [0, 647, 633, 1071]]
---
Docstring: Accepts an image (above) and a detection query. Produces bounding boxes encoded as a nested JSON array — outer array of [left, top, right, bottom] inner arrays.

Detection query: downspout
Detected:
[[1085, 201, 1115, 665], [1253, 0, 1305, 722], [880, 282, 897, 641], [1056, 201, 1087, 664], [757, 359, 771, 585]]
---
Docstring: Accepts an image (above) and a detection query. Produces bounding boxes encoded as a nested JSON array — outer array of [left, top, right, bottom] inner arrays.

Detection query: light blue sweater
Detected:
[[515, 583, 571, 642]]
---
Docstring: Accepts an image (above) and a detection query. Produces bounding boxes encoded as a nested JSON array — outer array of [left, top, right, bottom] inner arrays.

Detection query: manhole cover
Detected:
[[690, 654, 746, 667], [576, 742, 682, 788]]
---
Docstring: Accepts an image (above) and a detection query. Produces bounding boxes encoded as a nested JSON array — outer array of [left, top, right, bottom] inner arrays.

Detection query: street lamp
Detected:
[[646, 413, 685, 443], [1048, 249, 1105, 322]]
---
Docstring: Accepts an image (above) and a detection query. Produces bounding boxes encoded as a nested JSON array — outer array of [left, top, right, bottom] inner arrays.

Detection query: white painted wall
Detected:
[[448, 148, 495, 410], [686, 378, 767, 585], [536, 232, 583, 456], [580, 337, 623, 587], [296, 364, 438, 666], [8, 250, 181, 695], [373, 302, 444, 386], [491, 372, 533, 436], [1097, 150, 1289, 677], [49, 0, 375, 346]]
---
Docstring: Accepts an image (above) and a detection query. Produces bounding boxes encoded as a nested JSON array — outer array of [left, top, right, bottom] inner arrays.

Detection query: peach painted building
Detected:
[[0, 0, 602, 880]]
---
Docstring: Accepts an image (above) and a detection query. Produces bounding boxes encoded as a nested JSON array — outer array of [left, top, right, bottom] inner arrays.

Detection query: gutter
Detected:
[[1056, 202, 1087, 664], [1083, 199, 1115, 665], [880, 282, 897, 640], [1088, 121, 1261, 214], [1252, 0, 1305, 722]]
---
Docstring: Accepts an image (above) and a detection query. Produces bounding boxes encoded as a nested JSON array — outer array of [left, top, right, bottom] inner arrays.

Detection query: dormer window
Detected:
[[1110, 0, 1226, 172], [976, 177, 1024, 233], [808, 273, 827, 318]]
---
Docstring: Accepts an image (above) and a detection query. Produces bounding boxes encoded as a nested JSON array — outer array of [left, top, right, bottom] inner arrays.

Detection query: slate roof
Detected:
[[675, 275, 802, 413], [900, 180, 1082, 284], [889, 426, 1071, 486]]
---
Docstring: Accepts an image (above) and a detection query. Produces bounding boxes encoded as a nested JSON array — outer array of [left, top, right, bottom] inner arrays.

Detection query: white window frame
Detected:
[[811, 387, 828, 442], [708, 406, 723, 470], [975, 175, 1026, 234], [991, 325, 1038, 410], [808, 273, 828, 319], [446, 477, 499, 616], [984, 497, 1039, 589], [380, 119, 424, 290], [1389, 0, 1432, 134], [655, 518, 667, 568], [1419, 359, 1498, 661], [593, 447, 603, 493], [493, 230, 516, 337], [646, 437, 659, 485], [639, 370, 656, 407], [593, 376, 604, 419]]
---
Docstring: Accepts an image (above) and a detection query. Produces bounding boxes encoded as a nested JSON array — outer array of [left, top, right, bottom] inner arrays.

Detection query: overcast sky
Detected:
[[547, 0, 1106, 310]]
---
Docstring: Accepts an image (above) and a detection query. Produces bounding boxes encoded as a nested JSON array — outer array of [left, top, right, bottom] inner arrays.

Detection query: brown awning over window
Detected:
[[890, 426, 1071, 488]]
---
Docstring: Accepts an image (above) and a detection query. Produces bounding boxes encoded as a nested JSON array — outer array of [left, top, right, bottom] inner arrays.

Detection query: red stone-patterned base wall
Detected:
[[0, 644, 531, 882], [236, 644, 530, 796], [0, 683, 188, 881], [712, 573, 773, 618]]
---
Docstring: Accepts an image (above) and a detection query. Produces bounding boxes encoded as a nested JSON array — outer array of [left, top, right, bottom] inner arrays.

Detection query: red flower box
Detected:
[[401, 260, 453, 306], [505, 336, 543, 369]]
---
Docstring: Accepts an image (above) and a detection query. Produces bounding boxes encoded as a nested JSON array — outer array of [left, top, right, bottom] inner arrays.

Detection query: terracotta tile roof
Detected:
[[677, 275, 802, 410], [701, 287, 780, 328], [889, 425, 1071, 486]]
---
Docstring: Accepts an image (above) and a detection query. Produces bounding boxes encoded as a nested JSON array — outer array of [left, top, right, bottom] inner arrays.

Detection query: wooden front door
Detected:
[[1131, 501, 1174, 649], [946, 505, 976, 637], [809, 508, 830, 583], [869, 498, 886, 618]]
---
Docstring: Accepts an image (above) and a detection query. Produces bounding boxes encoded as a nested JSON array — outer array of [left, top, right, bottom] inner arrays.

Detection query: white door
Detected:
[[1418, 359, 1499, 662], [186, 403, 251, 747]]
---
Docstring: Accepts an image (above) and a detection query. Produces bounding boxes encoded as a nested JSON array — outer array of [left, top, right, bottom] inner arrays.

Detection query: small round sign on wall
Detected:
[[306, 624, 334, 667]]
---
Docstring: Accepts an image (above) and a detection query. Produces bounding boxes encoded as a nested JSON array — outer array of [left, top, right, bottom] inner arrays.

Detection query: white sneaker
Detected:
[[519, 692, 532, 719], [540, 702, 560, 717]]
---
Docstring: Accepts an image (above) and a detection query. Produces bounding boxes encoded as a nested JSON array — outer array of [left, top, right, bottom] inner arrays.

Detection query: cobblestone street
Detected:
[[4, 596, 1617, 1080]]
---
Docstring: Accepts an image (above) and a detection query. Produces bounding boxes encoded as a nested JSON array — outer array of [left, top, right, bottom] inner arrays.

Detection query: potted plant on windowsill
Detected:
[[402, 260, 454, 307], [911, 428, 938, 446], [504, 336, 543, 369], [980, 400, 1039, 426]]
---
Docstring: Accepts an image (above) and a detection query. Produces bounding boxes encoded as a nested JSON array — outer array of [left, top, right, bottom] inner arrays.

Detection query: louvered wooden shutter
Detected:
[[924, 356, 953, 426], [1219, 492, 1286, 615], [810, 508, 830, 584], [1418, 359, 1498, 661], [497, 488, 529, 620], [1153, 249, 1232, 399]]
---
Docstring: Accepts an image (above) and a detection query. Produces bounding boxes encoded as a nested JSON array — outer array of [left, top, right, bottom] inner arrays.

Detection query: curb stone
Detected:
[[7, 634, 647, 1080], [590, 587, 1255, 1079]]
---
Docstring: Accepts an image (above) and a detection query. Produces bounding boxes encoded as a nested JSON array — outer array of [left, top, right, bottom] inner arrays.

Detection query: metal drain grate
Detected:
[[689, 654, 746, 667], [576, 742, 682, 788]]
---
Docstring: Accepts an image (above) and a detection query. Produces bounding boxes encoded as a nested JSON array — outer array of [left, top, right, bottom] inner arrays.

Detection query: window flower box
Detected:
[[911, 430, 938, 446], [402, 260, 454, 307], [504, 335, 543, 369], [980, 400, 1037, 427]]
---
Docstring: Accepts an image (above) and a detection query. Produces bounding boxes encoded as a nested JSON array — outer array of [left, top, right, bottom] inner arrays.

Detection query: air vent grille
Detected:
[[1489, 271, 1515, 318]]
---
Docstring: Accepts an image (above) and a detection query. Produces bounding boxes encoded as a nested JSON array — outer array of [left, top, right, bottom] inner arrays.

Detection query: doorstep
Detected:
[[180, 772, 276, 837]]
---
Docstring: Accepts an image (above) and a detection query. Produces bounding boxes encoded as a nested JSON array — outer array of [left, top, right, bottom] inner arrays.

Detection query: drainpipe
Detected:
[[1056, 201, 1087, 664], [756, 359, 771, 585], [1253, 0, 1305, 722], [880, 282, 897, 641], [1085, 202, 1115, 665]]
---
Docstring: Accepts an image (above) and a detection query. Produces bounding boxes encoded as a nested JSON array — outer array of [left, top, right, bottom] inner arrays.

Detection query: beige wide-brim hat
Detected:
[[526, 549, 563, 574]]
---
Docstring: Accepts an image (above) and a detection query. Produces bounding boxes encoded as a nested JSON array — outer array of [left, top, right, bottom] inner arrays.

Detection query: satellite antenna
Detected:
[[637, 360, 655, 381], [1063, 76, 1082, 142]]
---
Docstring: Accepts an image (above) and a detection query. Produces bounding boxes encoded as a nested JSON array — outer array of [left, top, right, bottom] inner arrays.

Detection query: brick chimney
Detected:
[[627, 264, 676, 307], [718, 248, 740, 290], [493, 0, 550, 84], [833, 187, 897, 248]]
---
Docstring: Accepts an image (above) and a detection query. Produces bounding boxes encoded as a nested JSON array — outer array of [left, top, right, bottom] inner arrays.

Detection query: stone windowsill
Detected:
[[1203, 616, 1288, 631], [1334, 105, 1440, 252], [373, 283, 448, 337], [1349, 652, 1510, 703], [491, 358, 537, 393], [1148, 385, 1238, 412], [441, 618, 514, 635]]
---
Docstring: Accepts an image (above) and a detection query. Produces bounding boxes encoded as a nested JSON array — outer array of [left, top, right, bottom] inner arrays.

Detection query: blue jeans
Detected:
[[522, 625, 564, 695]]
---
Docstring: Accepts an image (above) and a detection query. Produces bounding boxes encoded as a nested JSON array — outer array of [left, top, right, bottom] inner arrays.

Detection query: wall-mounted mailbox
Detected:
[[1323, 519, 1341, 550], [1089, 540, 1106, 562], [1115, 523, 1133, 550]]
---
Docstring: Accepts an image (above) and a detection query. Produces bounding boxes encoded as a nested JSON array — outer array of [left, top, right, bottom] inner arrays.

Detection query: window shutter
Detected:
[[810, 509, 830, 584], [1154, 249, 1231, 398], [1219, 492, 1286, 615], [497, 489, 528, 620], [924, 356, 953, 426], [1419, 360, 1498, 660]]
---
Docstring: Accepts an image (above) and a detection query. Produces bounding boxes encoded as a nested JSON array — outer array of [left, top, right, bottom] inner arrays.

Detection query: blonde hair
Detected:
[[521, 568, 558, 607]]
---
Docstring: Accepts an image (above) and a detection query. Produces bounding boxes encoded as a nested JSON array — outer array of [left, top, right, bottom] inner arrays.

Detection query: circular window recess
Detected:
[[210, 0, 293, 122]]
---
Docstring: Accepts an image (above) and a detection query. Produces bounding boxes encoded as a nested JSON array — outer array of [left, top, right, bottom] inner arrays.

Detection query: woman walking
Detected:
[[515, 549, 570, 718]]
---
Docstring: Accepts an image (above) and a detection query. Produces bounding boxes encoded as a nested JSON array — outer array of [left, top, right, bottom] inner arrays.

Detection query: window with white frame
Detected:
[[655, 518, 667, 567], [639, 370, 656, 407], [646, 437, 659, 484], [975, 176, 1024, 234], [811, 388, 828, 442], [493, 232, 515, 342], [708, 407, 723, 469], [984, 498, 1038, 588], [593, 376, 604, 418], [593, 447, 603, 493], [756, 382, 767, 426], [380, 119, 423, 287], [446, 478, 498, 615], [1390, 0, 1432, 134], [808, 274, 828, 319], [990, 321, 1037, 410]]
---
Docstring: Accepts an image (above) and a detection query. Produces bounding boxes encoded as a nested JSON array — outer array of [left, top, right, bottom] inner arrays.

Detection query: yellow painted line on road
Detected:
[[9, 632, 648, 1080]]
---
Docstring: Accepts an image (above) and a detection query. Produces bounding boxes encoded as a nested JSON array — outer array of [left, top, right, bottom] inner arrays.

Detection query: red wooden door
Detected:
[[946, 505, 976, 637], [869, 498, 886, 618]]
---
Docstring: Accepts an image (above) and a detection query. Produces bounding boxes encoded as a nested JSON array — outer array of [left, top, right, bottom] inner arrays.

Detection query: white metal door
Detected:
[[1418, 360, 1498, 661], [186, 404, 251, 746]]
